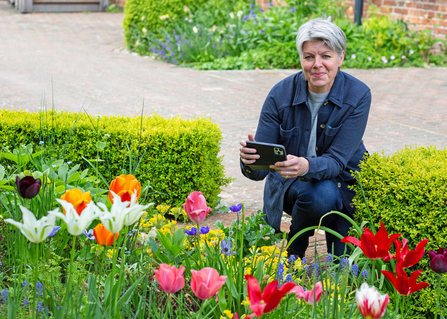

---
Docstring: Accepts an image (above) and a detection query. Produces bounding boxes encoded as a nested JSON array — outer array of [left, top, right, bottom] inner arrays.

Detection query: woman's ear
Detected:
[[338, 50, 345, 67]]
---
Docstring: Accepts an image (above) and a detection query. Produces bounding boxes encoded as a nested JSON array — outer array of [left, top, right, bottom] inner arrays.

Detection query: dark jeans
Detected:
[[283, 178, 352, 258]]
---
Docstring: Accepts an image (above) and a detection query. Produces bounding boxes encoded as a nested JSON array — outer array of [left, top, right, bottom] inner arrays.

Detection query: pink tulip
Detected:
[[154, 263, 185, 294], [290, 281, 322, 305], [356, 283, 389, 319], [190, 267, 227, 300], [183, 191, 212, 224]]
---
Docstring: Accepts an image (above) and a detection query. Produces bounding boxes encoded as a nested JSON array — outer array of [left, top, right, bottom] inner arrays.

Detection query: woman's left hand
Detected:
[[269, 155, 309, 179]]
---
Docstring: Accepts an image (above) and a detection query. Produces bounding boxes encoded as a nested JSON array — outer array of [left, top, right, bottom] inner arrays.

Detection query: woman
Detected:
[[239, 17, 371, 259]]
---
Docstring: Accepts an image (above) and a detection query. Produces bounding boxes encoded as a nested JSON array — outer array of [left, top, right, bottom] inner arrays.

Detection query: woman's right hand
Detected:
[[239, 133, 260, 165]]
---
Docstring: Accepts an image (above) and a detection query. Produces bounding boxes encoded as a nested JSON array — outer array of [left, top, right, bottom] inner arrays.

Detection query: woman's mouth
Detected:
[[312, 73, 325, 78]]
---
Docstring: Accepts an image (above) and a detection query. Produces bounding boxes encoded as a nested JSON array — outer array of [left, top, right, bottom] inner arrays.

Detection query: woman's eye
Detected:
[[305, 56, 313, 59]]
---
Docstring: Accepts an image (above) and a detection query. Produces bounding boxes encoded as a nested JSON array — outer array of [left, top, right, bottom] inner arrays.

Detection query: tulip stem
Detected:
[[196, 223, 203, 267], [32, 243, 39, 319], [66, 236, 77, 300], [371, 259, 376, 286]]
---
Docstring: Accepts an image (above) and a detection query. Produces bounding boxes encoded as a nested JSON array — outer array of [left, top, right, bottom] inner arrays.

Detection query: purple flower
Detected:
[[220, 239, 236, 256], [268, 1, 273, 6], [250, 4, 254, 8], [47, 226, 61, 238], [260, 8, 264, 12], [185, 227, 197, 236], [390, 55, 395, 60], [290, 7, 296, 13], [250, 9, 255, 14], [243, 15, 249, 21], [199, 226, 210, 235], [229, 204, 242, 213], [259, 29, 264, 34], [16, 176, 41, 199], [409, 49, 414, 55], [83, 229, 95, 240], [351, 54, 356, 59], [402, 55, 406, 59], [368, 57, 372, 61]]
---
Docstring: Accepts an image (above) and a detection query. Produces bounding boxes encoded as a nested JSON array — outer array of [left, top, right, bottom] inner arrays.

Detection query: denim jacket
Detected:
[[241, 71, 371, 230]]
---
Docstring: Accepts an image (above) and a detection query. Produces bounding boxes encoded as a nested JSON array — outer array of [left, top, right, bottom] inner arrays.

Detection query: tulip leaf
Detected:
[[218, 286, 227, 313], [80, 168, 89, 180], [67, 172, 80, 184], [58, 164, 69, 183], [88, 188, 108, 196], [172, 228, 187, 246], [0, 185, 14, 191], [55, 185, 65, 194], [96, 141, 107, 151], [0, 165, 4, 181], [0, 153, 18, 164], [116, 276, 144, 311]]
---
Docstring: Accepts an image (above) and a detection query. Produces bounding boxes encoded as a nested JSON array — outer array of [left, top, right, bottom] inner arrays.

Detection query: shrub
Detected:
[[0, 110, 231, 208], [351, 146, 447, 317]]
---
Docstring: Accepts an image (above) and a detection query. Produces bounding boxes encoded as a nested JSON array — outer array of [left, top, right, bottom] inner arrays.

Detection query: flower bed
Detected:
[[0, 143, 446, 318]]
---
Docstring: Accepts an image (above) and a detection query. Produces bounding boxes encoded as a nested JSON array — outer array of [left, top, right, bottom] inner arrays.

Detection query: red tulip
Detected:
[[356, 283, 389, 319], [385, 238, 428, 268], [16, 176, 41, 199], [190, 267, 227, 300], [154, 263, 185, 294], [245, 275, 295, 318], [381, 262, 429, 295], [183, 191, 212, 224], [290, 281, 322, 305], [341, 222, 401, 260], [429, 248, 447, 274]]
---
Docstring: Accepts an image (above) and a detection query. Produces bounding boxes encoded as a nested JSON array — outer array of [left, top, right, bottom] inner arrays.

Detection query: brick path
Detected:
[[1, 3, 446, 260]]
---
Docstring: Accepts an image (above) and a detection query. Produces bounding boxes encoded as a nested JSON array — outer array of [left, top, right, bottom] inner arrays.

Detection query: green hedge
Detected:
[[0, 110, 231, 208], [352, 146, 447, 317]]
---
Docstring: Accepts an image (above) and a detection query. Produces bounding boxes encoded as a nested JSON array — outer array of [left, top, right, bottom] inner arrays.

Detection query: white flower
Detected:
[[49, 200, 103, 236], [390, 55, 395, 60], [409, 49, 414, 55], [351, 54, 356, 59], [5, 206, 56, 243], [229, 12, 234, 19], [368, 57, 372, 61], [356, 283, 389, 319], [96, 191, 149, 234], [122, 192, 152, 226], [193, 26, 198, 33], [237, 11, 243, 18]]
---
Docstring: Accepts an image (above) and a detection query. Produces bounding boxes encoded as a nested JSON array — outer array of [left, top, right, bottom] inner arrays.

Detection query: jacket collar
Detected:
[[293, 71, 345, 108]]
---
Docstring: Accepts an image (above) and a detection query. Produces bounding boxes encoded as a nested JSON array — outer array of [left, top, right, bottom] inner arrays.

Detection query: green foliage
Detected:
[[0, 110, 231, 209], [124, 0, 447, 70], [122, 0, 210, 47], [351, 146, 447, 317]]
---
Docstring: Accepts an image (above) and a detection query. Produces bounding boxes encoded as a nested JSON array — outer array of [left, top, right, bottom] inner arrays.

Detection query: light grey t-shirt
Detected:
[[307, 90, 330, 157]]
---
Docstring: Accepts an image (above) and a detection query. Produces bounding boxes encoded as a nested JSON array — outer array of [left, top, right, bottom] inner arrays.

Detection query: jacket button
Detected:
[[323, 102, 328, 106], [320, 124, 326, 129], [337, 182, 341, 188]]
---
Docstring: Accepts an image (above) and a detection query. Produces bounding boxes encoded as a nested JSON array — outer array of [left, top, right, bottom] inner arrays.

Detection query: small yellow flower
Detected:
[[241, 297, 250, 307], [193, 26, 198, 33], [135, 41, 140, 46], [159, 14, 170, 20], [222, 309, 233, 318], [142, 27, 147, 33]]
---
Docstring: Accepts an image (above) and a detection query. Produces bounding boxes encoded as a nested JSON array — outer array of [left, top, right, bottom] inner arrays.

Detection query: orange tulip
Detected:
[[93, 223, 118, 246], [60, 188, 92, 215], [108, 174, 141, 204]]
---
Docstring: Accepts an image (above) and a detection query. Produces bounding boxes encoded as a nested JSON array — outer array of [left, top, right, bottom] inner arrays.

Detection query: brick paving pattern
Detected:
[[1, 2, 446, 260]]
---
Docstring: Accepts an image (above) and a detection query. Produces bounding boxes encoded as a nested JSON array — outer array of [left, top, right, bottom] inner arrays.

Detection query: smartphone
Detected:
[[245, 141, 287, 171]]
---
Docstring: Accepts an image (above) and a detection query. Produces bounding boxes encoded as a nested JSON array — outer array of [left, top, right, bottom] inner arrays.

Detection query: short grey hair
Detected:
[[296, 17, 347, 58]]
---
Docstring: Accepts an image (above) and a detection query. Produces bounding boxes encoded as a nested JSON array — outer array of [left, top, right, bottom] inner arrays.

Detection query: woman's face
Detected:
[[301, 41, 344, 94]]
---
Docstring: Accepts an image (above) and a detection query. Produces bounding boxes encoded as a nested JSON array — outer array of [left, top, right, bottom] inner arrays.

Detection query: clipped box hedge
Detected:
[[351, 146, 447, 316], [0, 109, 231, 208]]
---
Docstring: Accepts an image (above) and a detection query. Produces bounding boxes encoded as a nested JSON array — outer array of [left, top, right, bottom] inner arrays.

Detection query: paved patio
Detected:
[[1, 1, 446, 259]]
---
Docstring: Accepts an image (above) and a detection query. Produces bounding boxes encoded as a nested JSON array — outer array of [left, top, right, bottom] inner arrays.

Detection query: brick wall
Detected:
[[343, 0, 447, 36]]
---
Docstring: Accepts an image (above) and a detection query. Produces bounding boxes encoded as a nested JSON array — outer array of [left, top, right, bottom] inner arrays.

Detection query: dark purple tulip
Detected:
[[429, 248, 447, 273], [16, 176, 41, 199]]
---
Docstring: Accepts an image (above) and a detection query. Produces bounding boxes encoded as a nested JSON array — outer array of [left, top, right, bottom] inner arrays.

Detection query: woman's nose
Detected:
[[313, 56, 322, 68]]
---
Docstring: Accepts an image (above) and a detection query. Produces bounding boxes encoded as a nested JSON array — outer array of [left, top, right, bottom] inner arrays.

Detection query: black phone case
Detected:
[[245, 141, 287, 171]]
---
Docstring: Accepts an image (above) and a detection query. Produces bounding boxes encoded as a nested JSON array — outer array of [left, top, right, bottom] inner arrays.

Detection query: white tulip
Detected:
[[96, 192, 131, 234], [123, 192, 152, 227], [356, 283, 389, 319], [49, 200, 104, 236], [5, 206, 56, 244]]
